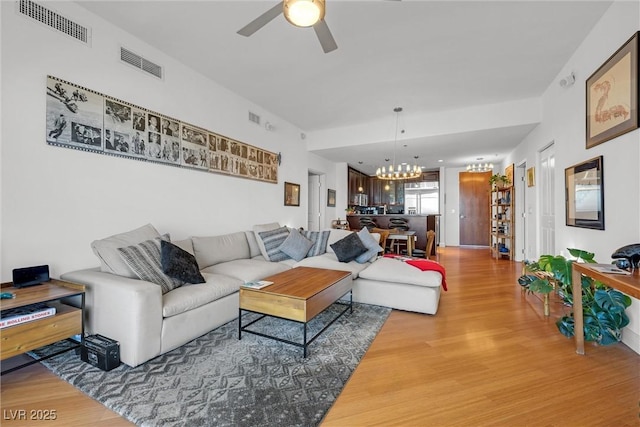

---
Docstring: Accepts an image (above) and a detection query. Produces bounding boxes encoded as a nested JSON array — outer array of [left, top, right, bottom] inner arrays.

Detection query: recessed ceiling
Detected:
[[76, 0, 612, 174]]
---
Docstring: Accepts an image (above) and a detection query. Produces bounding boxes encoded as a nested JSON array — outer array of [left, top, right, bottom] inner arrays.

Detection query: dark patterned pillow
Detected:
[[257, 226, 291, 262], [279, 228, 314, 261], [117, 237, 183, 294], [330, 232, 367, 263], [161, 240, 205, 284], [302, 230, 331, 257]]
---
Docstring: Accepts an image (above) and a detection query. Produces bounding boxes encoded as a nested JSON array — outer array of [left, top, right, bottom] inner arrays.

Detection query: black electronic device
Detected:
[[12, 265, 50, 288], [81, 334, 121, 371]]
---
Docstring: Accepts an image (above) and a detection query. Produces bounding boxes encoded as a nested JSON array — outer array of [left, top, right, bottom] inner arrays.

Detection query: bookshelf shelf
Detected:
[[490, 186, 514, 260]]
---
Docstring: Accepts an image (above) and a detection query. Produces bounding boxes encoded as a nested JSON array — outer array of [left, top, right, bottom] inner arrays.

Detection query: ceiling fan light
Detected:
[[283, 0, 325, 27]]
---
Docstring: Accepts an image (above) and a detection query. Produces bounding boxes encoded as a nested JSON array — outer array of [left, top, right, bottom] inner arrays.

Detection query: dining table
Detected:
[[387, 230, 416, 256]]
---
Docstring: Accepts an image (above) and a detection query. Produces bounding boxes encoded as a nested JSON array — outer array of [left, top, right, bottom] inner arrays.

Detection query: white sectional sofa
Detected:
[[61, 224, 443, 367]]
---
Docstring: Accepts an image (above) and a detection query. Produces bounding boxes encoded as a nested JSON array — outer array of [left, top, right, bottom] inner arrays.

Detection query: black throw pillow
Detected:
[[161, 240, 206, 284], [330, 232, 368, 263]]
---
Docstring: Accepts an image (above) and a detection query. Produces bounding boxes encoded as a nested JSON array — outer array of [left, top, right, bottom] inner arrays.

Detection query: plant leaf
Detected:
[[568, 248, 595, 262], [517, 274, 537, 287], [556, 316, 574, 338], [528, 278, 554, 294], [595, 289, 632, 311]]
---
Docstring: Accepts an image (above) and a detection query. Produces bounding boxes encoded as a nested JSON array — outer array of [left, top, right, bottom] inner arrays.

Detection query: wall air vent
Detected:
[[17, 0, 91, 45], [248, 111, 261, 125], [120, 47, 163, 79]]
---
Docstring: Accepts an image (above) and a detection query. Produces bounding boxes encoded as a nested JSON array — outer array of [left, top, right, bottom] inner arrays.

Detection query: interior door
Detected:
[[459, 171, 491, 246], [307, 174, 321, 231], [540, 143, 555, 255]]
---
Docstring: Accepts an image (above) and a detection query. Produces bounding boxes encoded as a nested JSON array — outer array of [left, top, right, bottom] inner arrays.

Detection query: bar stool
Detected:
[[359, 216, 377, 230]]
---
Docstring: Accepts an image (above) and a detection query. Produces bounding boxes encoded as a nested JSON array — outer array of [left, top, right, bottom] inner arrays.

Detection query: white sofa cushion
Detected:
[[162, 273, 242, 318], [171, 238, 194, 256], [244, 231, 262, 258], [192, 232, 250, 268], [359, 257, 442, 288], [294, 253, 369, 279], [201, 258, 290, 282], [91, 223, 161, 278]]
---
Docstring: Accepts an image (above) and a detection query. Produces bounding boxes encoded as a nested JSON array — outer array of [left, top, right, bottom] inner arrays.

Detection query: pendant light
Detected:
[[376, 107, 421, 180]]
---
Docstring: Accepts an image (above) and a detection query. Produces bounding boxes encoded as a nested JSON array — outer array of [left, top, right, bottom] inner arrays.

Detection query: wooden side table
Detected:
[[571, 263, 640, 355], [1, 279, 85, 374]]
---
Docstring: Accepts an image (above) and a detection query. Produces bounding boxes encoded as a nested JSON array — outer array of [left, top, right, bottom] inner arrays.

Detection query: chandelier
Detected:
[[466, 162, 494, 173], [376, 107, 421, 180]]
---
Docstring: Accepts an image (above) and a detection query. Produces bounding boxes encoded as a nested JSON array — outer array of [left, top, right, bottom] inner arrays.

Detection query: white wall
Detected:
[[0, 2, 320, 280], [509, 0, 640, 353]]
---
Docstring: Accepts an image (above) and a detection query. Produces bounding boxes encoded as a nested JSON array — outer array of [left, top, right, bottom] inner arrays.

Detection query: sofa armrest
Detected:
[[61, 268, 162, 367]]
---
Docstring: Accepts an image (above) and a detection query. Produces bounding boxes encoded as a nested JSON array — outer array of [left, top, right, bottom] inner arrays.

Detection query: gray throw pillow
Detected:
[[160, 240, 205, 284], [257, 226, 291, 262], [279, 228, 314, 261], [355, 227, 384, 263], [302, 230, 331, 257], [117, 237, 183, 294], [330, 232, 367, 263]]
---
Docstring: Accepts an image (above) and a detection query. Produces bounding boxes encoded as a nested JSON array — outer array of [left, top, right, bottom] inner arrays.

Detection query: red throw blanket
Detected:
[[383, 254, 448, 291]]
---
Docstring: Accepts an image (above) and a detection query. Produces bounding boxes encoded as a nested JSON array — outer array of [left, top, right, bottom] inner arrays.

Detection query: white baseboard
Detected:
[[622, 328, 640, 355]]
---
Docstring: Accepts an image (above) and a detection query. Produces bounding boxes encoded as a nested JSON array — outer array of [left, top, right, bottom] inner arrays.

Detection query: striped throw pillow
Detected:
[[257, 226, 291, 262], [118, 237, 183, 294], [302, 230, 331, 257]]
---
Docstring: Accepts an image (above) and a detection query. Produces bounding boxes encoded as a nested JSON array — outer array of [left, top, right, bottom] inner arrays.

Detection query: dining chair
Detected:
[[371, 227, 390, 254], [403, 229, 435, 259]]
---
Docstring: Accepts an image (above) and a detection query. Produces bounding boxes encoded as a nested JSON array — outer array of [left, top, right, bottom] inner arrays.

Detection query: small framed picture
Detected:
[[526, 167, 535, 187], [327, 189, 336, 207], [565, 156, 604, 230], [284, 182, 300, 206]]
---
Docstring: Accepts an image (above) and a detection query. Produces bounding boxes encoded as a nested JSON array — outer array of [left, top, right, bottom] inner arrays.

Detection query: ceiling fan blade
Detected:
[[313, 20, 338, 53], [237, 2, 283, 37]]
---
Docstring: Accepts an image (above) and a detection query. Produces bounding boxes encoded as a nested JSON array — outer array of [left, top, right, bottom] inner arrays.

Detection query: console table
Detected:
[[571, 263, 640, 355], [0, 279, 85, 374]]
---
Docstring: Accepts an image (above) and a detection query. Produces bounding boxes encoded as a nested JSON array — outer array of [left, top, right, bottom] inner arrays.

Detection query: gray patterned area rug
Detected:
[[35, 302, 390, 427]]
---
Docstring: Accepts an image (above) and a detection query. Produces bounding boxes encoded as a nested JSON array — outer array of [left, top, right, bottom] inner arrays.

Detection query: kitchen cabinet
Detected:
[[348, 167, 369, 205]]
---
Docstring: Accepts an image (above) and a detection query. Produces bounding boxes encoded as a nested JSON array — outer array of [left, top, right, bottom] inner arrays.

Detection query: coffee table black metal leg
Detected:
[[303, 323, 308, 358], [349, 290, 353, 313], [238, 309, 242, 340]]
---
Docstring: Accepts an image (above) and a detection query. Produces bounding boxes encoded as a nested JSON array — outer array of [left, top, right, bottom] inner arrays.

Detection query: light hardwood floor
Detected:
[[2, 247, 639, 426]]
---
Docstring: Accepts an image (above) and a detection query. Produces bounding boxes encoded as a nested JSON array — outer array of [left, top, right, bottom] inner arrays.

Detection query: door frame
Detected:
[[515, 160, 527, 262]]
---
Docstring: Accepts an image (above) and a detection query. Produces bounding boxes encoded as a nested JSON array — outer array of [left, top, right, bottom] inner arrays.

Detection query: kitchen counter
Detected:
[[347, 214, 440, 255]]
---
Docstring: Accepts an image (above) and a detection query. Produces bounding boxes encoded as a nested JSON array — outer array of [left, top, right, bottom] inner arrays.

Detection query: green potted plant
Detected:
[[518, 248, 632, 345], [489, 173, 511, 188]]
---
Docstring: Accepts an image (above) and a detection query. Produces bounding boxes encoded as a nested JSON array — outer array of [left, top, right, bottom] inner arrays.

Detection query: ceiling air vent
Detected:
[[248, 111, 261, 125], [17, 0, 91, 45], [120, 47, 163, 79]]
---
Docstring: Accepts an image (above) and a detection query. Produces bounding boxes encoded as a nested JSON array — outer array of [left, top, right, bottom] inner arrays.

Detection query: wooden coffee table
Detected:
[[238, 266, 352, 357]]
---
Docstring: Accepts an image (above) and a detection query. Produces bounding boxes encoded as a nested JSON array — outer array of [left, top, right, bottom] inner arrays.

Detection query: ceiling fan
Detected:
[[237, 0, 338, 54]]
